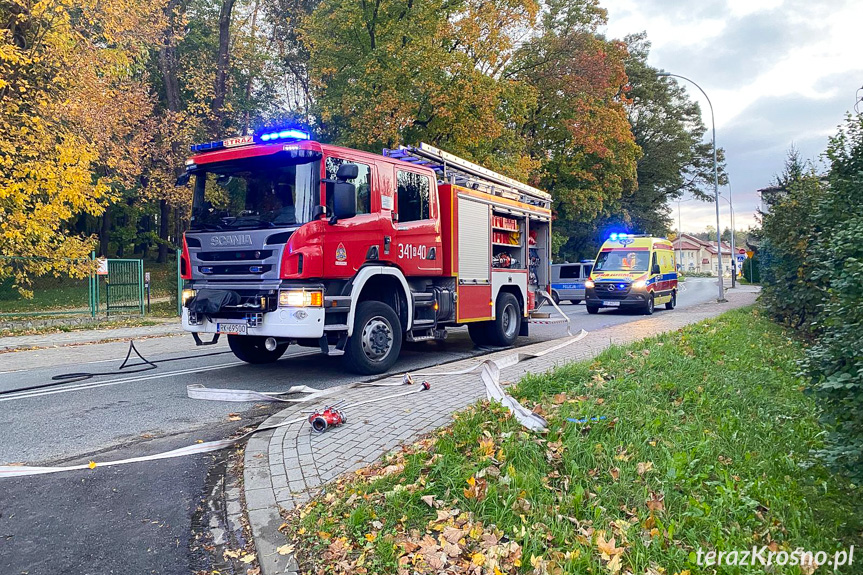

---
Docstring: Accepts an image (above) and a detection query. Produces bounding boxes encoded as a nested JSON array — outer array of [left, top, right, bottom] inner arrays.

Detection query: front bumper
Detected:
[[585, 286, 649, 308], [182, 307, 325, 338]]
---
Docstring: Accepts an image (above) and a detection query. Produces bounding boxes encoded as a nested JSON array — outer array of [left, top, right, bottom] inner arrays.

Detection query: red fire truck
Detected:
[[178, 130, 552, 374]]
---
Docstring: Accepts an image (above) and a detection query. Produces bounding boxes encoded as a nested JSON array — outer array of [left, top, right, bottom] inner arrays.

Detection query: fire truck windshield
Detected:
[[189, 157, 320, 231]]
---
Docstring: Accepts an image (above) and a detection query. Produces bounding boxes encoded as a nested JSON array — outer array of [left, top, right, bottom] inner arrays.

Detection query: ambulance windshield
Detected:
[[189, 155, 321, 231], [594, 250, 649, 272]]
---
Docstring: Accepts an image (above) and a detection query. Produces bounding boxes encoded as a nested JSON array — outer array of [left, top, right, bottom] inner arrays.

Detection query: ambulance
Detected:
[[584, 234, 678, 315]]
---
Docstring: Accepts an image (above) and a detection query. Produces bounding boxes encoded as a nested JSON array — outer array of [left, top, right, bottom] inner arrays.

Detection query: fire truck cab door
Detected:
[[387, 168, 443, 276], [322, 156, 383, 276]]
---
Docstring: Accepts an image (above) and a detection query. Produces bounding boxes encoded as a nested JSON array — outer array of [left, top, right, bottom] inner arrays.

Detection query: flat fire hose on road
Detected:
[[528, 289, 573, 335], [0, 329, 587, 478]]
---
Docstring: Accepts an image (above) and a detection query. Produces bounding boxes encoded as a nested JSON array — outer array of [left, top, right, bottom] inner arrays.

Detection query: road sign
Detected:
[[736, 254, 746, 264], [738, 248, 746, 254], [746, 250, 754, 258], [145, 272, 151, 285]]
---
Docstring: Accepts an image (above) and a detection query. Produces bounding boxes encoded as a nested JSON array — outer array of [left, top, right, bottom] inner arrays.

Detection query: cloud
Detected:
[[602, 0, 863, 231], [653, 6, 825, 86]]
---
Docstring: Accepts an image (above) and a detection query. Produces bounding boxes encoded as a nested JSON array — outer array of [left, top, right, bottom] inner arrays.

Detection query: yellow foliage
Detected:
[[0, 0, 164, 287]]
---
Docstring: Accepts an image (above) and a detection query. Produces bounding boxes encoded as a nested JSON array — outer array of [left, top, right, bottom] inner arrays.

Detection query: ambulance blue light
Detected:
[[610, 233, 618, 240]]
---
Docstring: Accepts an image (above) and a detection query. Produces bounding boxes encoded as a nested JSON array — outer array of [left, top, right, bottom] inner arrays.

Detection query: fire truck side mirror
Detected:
[[175, 173, 191, 187], [328, 181, 357, 223]]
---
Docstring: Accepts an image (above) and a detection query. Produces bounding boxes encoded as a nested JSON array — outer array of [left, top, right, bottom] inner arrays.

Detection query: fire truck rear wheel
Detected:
[[344, 301, 403, 375], [227, 335, 288, 364], [487, 292, 521, 347]]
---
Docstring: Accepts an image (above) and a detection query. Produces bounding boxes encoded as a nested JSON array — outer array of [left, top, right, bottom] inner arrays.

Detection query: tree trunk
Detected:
[[242, 0, 261, 133], [100, 208, 111, 257], [158, 0, 182, 115], [158, 200, 170, 263], [211, 0, 237, 131]]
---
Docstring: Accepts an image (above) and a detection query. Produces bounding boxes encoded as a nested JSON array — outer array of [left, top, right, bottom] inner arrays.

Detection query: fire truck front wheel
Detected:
[[228, 335, 288, 364], [344, 301, 403, 375]]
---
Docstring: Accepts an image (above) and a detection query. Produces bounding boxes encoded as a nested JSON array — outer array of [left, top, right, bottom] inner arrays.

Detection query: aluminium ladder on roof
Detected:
[[382, 142, 551, 208]]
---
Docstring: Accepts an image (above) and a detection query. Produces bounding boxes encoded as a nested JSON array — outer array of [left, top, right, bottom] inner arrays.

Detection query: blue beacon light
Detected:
[[260, 128, 310, 142]]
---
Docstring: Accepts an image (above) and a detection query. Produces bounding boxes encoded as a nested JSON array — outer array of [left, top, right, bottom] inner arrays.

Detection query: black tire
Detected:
[[644, 293, 655, 315], [487, 292, 521, 347], [228, 335, 288, 364], [570, 299, 581, 305], [665, 290, 676, 310], [586, 305, 599, 314], [551, 291, 560, 305], [467, 322, 491, 346], [343, 301, 403, 375]]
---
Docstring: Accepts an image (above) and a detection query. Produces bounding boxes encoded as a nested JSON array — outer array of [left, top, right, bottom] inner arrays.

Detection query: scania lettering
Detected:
[[178, 133, 553, 374]]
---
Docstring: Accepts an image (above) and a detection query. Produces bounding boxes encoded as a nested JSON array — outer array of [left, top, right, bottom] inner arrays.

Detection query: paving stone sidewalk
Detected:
[[244, 286, 760, 575], [0, 319, 183, 353]]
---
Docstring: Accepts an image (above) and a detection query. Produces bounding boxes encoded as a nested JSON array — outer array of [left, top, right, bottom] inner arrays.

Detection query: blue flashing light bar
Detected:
[[259, 128, 310, 142], [609, 232, 630, 241], [190, 140, 225, 153]]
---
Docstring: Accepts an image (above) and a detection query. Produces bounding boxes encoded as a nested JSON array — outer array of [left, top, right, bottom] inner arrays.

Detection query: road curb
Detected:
[[243, 287, 760, 575]]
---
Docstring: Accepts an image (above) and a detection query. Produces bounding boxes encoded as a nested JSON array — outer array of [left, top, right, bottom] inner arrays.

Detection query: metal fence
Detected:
[[1, 251, 184, 319], [104, 259, 144, 316]]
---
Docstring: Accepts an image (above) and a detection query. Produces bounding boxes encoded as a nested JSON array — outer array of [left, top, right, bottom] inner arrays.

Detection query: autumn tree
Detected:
[[621, 33, 726, 235], [509, 0, 640, 260], [301, 0, 539, 172], [0, 0, 163, 293]]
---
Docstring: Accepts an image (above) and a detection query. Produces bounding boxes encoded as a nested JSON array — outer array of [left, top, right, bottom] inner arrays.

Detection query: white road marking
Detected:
[[0, 349, 317, 403], [0, 368, 25, 375], [0, 362, 245, 403]]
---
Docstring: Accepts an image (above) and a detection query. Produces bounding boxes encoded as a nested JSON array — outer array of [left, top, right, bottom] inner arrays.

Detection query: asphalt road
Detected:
[[0, 278, 719, 575]]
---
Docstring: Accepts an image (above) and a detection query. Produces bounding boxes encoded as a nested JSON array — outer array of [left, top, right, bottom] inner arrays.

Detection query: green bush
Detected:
[[761, 116, 863, 481], [741, 253, 760, 283], [803, 117, 863, 481]]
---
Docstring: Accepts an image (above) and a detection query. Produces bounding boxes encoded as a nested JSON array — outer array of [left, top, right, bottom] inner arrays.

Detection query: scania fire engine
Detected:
[[178, 130, 553, 374]]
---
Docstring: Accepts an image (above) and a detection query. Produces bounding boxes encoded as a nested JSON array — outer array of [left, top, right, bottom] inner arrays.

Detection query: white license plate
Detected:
[[217, 323, 247, 335], [602, 301, 621, 307]]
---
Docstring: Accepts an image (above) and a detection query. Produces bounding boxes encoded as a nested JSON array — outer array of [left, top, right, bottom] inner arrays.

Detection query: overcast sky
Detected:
[[601, 0, 863, 234]]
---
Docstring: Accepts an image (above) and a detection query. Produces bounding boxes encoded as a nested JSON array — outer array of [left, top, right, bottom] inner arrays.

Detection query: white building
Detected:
[[671, 233, 735, 276]]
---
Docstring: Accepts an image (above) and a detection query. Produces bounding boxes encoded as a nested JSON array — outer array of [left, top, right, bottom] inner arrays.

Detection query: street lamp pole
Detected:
[[658, 72, 725, 302], [718, 191, 737, 286]]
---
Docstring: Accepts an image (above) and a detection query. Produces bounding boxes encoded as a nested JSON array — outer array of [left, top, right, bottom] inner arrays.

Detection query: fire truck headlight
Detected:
[[182, 289, 196, 306], [280, 290, 323, 307], [584, 280, 594, 289], [632, 280, 647, 289]]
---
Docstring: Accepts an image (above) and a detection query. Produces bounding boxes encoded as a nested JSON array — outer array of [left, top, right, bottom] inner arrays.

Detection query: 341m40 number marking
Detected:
[[398, 243, 427, 260]]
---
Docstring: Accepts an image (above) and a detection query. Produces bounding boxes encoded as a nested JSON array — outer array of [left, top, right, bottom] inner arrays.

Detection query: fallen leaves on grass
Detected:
[[463, 475, 487, 501]]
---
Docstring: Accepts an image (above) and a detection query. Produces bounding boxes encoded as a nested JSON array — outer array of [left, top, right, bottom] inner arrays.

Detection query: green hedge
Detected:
[[760, 115, 863, 481]]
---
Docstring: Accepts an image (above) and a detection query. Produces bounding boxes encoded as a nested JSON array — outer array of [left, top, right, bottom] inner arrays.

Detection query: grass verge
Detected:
[[286, 308, 861, 574]]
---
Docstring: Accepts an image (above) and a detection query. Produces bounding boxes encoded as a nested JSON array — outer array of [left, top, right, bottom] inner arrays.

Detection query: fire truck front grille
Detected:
[[198, 264, 273, 275], [197, 250, 273, 262]]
